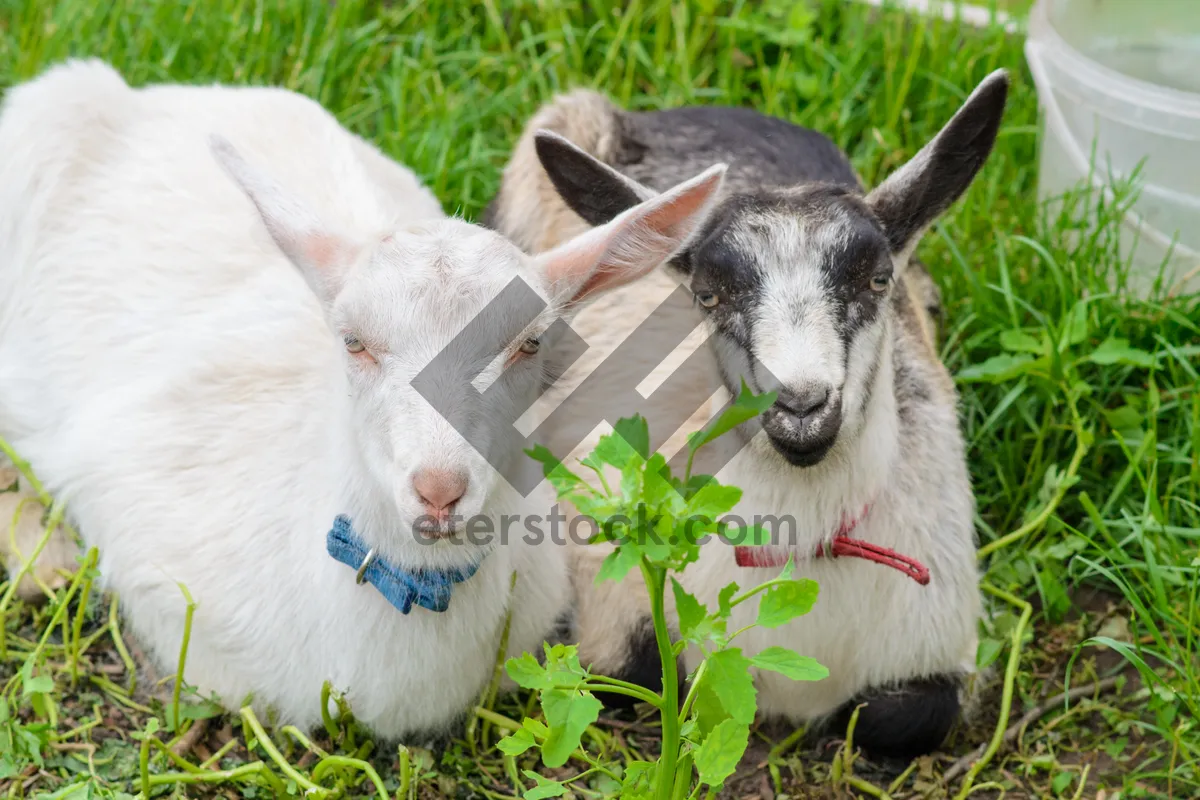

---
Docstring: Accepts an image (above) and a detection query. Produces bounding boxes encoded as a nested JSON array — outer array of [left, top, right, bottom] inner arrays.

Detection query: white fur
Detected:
[[0, 59, 725, 738]]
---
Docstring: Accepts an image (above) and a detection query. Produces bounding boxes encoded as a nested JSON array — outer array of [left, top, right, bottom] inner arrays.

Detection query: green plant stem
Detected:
[[76, 625, 112, 662], [146, 735, 207, 774], [282, 724, 330, 758], [0, 435, 50, 503], [1071, 765, 1092, 800], [725, 622, 756, 644], [239, 705, 328, 797], [831, 702, 863, 791], [172, 581, 196, 731], [139, 728, 153, 798], [953, 583, 1032, 800], [199, 738, 239, 770], [1, 499, 55, 605], [90, 675, 155, 713], [671, 750, 695, 800], [311, 755, 390, 800], [888, 760, 919, 795], [643, 559, 682, 800], [137, 726, 230, 796], [52, 703, 104, 742], [320, 680, 340, 742], [0, 501, 67, 616], [845, 775, 894, 799], [68, 562, 96, 685], [474, 706, 521, 731], [397, 744, 412, 800], [147, 762, 287, 793], [568, 762, 624, 783], [727, 575, 804, 609], [31, 547, 96, 662], [579, 680, 662, 707], [582, 672, 665, 703], [585, 462, 613, 497], [108, 594, 138, 693], [977, 410, 1089, 559], [684, 446, 698, 485], [678, 661, 706, 725], [766, 723, 807, 794]]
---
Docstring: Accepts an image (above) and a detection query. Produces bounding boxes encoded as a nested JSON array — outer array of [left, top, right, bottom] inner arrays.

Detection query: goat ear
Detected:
[[209, 134, 358, 303], [865, 69, 1009, 260], [536, 161, 726, 307], [534, 129, 657, 227]]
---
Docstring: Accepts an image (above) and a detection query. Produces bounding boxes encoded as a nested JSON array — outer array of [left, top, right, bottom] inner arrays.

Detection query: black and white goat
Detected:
[[483, 71, 1009, 759]]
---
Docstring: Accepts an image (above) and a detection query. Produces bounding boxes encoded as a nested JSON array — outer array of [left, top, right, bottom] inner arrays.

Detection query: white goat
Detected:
[[0, 59, 725, 739]]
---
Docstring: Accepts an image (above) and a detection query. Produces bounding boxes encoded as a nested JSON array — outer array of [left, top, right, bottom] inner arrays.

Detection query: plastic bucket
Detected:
[[1026, 0, 1200, 296]]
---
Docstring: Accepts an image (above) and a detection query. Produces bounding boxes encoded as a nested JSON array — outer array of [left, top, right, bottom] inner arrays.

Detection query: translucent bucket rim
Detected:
[[1026, 44, 1200, 261], [1028, 0, 1200, 122]]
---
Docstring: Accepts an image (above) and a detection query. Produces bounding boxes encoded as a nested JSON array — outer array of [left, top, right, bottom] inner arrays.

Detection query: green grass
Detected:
[[1, 0, 1198, 798]]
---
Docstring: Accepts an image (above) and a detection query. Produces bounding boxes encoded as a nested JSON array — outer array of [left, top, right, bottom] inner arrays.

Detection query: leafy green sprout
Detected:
[[500, 381, 830, 800]]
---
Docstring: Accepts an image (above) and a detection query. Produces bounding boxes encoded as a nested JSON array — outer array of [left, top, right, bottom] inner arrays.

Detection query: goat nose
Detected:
[[776, 384, 831, 418], [412, 468, 468, 518]]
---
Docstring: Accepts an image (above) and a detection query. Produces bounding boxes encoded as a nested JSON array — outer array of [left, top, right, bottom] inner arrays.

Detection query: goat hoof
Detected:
[[829, 673, 962, 761]]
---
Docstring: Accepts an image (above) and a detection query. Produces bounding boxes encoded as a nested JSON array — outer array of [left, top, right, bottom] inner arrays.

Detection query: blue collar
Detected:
[[325, 515, 481, 614]]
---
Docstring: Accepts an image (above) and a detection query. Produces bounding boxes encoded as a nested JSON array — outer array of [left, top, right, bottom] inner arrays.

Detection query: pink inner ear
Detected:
[[571, 246, 628, 301], [286, 230, 360, 301], [542, 229, 612, 302], [301, 233, 347, 272], [543, 169, 722, 306], [639, 181, 716, 238]]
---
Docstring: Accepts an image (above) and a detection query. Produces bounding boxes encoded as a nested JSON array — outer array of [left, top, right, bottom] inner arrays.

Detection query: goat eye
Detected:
[[519, 337, 540, 355], [869, 274, 890, 293], [344, 335, 365, 354], [696, 292, 720, 309]]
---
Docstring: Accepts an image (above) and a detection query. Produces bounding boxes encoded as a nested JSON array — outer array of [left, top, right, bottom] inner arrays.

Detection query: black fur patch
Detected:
[[534, 131, 645, 227], [549, 608, 575, 645], [682, 196, 767, 311], [619, 105, 862, 193], [829, 674, 962, 760], [818, 204, 892, 348]]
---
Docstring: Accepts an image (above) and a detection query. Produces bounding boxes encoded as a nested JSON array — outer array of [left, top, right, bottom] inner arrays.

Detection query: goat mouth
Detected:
[[765, 430, 838, 468], [413, 520, 462, 540]]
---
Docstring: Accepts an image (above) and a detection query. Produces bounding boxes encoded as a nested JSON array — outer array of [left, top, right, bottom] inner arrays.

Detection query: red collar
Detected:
[[732, 504, 930, 586]]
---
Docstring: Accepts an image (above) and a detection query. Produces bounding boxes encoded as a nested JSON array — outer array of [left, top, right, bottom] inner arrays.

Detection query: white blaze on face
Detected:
[[736, 217, 847, 396], [754, 271, 845, 395]]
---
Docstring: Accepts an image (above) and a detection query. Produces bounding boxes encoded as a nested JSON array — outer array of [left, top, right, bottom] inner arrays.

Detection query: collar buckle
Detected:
[[355, 548, 377, 585], [327, 515, 484, 614]]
